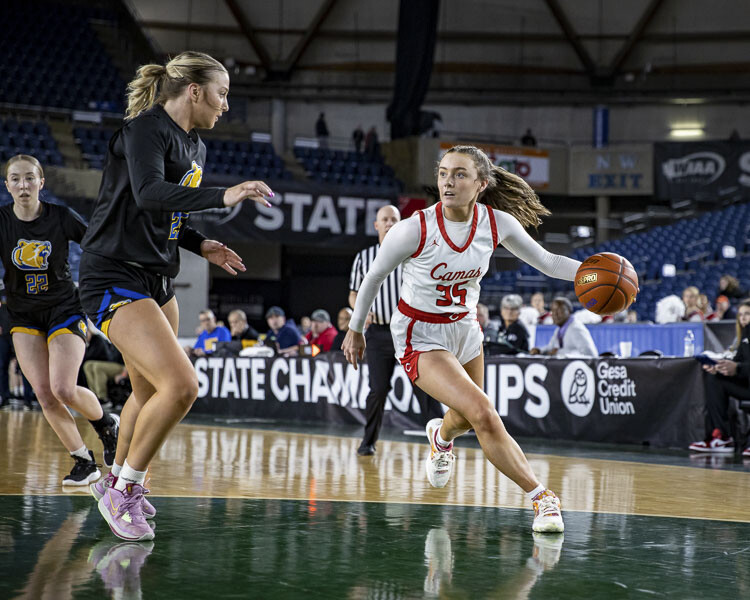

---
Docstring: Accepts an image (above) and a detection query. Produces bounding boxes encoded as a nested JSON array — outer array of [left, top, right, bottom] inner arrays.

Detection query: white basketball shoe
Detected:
[[531, 490, 565, 533], [425, 418, 455, 488]]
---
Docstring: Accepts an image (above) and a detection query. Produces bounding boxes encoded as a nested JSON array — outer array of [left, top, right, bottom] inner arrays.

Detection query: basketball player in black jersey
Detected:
[[1, 154, 119, 485], [80, 51, 273, 541]]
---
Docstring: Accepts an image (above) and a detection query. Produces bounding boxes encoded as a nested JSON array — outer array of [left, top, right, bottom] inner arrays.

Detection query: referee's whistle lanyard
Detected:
[[557, 317, 573, 348]]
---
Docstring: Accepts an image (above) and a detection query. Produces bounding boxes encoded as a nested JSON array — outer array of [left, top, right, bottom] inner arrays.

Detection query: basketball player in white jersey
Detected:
[[343, 145, 581, 533]]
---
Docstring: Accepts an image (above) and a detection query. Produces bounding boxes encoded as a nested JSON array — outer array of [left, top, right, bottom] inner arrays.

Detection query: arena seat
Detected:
[[294, 145, 403, 191], [0, 118, 64, 165], [0, 0, 125, 112]]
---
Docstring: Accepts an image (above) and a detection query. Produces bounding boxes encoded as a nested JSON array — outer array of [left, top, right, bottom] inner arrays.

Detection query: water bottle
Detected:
[[683, 330, 695, 357]]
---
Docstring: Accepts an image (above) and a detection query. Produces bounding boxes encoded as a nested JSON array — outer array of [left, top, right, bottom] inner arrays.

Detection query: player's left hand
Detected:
[[200, 240, 246, 275], [342, 329, 366, 369], [715, 359, 738, 376]]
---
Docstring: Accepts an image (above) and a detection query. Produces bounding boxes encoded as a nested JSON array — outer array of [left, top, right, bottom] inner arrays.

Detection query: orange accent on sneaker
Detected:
[[108, 490, 121, 516], [532, 490, 562, 515]]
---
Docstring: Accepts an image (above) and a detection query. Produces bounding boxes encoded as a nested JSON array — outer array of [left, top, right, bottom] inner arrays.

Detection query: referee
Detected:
[[349, 205, 440, 456]]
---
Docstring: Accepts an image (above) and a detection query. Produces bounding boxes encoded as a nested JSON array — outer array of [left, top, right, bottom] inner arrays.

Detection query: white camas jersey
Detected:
[[349, 201, 581, 333], [401, 201, 494, 315]]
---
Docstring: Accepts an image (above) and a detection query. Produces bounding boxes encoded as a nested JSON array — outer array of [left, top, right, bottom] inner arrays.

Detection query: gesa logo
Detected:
[[560, 361, 595, 417], [12, 239, 51, 271]]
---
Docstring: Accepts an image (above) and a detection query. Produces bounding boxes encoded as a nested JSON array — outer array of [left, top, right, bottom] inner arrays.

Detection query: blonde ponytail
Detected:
[[125, 64, 166, 120], [441, 145, 550, 229], [125, 51, 227, 120]]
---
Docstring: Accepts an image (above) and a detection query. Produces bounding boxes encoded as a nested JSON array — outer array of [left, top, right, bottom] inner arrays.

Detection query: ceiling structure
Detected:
[[127, 0, 750, 105]]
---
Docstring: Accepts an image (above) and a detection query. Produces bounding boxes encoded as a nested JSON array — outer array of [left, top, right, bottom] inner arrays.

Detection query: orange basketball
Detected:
[[574, 252, 639, 316]]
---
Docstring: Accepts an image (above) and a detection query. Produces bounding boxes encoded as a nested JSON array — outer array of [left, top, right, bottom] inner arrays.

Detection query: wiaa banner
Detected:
[[191, 176, 398, 247], [654, 141, 750, 202], [192, 354, 703, 448]]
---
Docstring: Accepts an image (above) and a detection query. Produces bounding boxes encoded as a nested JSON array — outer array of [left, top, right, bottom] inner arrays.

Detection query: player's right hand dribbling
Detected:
[[224, 181, 274, 208], [342, 329, 366, 370]]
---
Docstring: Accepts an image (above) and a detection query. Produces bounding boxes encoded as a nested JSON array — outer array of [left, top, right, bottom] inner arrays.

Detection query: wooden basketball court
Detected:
[[2, 410, 749, 598]]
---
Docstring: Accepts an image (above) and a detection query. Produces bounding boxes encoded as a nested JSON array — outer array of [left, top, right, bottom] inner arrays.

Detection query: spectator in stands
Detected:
[[331, 307, 352, 352], [496, 294, 530, 355], [521, 129, 537, 147], [264, 306, 305, 356], [352, 125, 364, 153], [299, 315, 312, 337], [477, 303, 500, 343], [625, 310, 638, 323], [82, 323, 127, 408], [228, 309, 259, 347], [698, 294, 719, 321], [718, 275, 745, 301], [530, 297, 598, 357], [185, 309, 230, 357], [315, 113, 329, 149], [689, 300, 750, 456], [715, 295, 736, 321], [531, 292, 553, 324], [682, 286, 704, 322], [305, 309, 338, 352], [365, 127, 380, 159]]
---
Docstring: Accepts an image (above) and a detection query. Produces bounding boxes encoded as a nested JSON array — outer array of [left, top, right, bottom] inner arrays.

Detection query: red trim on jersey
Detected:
[[401, 318, 421, 382], [435, 202, 478, 253], [398, 299, 469, 324], [486, 204, 499, 248], [400, 350, 422, 382], [411, 210, 427, 258]]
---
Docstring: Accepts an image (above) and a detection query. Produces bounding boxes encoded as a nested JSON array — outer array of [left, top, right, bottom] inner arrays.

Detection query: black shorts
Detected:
[[78, 251, 175, 339], [8, 293, 87, 343]]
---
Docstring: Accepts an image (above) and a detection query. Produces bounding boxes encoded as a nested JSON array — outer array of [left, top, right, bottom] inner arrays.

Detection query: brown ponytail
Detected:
[[125, 51, 227, 120], [442, 145, 550, 229]]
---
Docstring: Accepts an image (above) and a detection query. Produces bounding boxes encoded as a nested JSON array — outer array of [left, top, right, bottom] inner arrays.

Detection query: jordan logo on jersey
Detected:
[[179, 161, 203, 188], [431, 238, 440, 247], [11, 239, 51, 271]]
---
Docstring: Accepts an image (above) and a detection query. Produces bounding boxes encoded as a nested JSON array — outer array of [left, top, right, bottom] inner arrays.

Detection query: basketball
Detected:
[[574, 252, 639, 316]]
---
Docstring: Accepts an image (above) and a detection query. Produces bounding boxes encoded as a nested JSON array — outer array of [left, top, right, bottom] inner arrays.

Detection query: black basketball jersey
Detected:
[[81, 104, 225, 278], [0, 202, 86, 312]]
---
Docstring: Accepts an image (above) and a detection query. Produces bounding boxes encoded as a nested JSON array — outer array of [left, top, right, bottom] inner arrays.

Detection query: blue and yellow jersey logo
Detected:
[[179, 161, 203, 188], [12, 239, 52, 271]]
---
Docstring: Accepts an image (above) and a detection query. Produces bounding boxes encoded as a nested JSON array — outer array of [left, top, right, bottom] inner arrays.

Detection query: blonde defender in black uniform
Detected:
[[1, 154, 119, 486], [79, 51, 273, 542]]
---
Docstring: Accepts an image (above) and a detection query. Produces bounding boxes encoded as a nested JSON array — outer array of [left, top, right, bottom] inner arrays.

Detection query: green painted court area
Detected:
[[2, 495, 749, 599]]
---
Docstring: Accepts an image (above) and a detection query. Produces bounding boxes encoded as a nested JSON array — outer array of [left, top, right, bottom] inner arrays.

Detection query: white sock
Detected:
[[70, 445, 90, 460], [114, 459, 147, 491], [435, 426, 453, 450], [526, 484, 546, 501], [111, 462, 122, 477]]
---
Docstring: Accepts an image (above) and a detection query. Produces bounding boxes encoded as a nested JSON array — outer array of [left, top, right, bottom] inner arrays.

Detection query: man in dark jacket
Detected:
[[689, 300, 750, 455]]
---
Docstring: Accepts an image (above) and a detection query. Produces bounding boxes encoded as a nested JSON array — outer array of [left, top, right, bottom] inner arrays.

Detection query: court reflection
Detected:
[[88, 539, 153, 597], [3, 413, 750, 523], [10, 507, 95, 599], [1, 495, 750, 599], [152, 423, 750, 522]]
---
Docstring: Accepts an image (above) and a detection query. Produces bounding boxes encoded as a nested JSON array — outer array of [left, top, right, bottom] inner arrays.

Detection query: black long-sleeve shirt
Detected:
[[733, 325, 750, 380], [81, 104, 224, 277], [0, 202, 86, 311]]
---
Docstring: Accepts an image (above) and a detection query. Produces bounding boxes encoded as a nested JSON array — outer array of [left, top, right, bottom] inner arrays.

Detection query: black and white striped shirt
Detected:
[[349, 244, 402, 325]]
